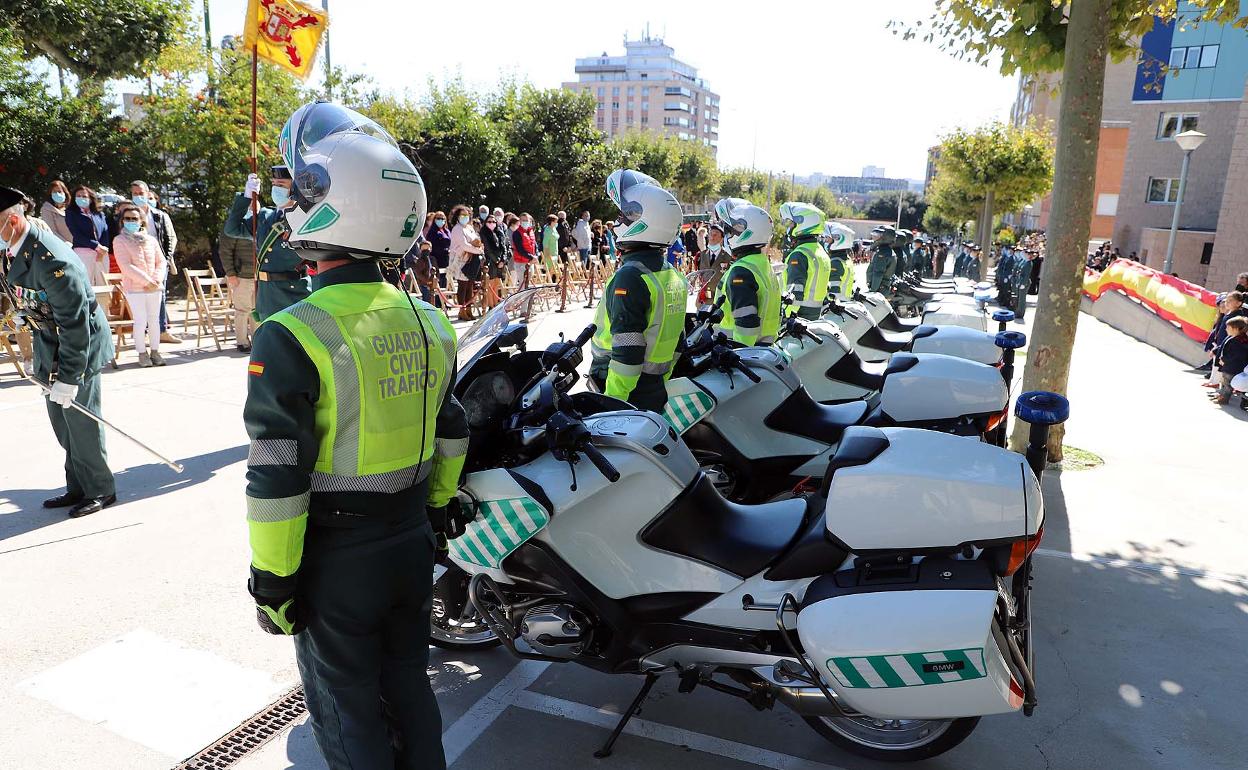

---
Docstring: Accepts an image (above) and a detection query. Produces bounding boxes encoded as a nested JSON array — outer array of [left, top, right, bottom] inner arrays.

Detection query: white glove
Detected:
[[244, 173, 261, 199], [48, 381, 78, 409]]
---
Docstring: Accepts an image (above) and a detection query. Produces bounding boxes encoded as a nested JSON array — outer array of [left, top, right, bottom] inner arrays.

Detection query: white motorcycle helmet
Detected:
[[714, 197, 749, 226], [823, 222, 855, 253], [778, 201, 825, 238], [722, 202, 773, 252], [279, 100, 427, 260], [606, 169, 682, 250]]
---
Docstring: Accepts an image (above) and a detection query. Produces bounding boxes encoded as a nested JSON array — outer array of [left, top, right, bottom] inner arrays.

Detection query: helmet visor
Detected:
[[281, 102, 400, 210]]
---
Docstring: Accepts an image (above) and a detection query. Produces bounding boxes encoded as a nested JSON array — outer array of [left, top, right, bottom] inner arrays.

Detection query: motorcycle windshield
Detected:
[[456, 288, 543, 373]]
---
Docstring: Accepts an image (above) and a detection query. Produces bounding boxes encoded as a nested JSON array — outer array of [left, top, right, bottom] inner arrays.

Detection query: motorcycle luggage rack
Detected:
[[741, 593, 847, 716]]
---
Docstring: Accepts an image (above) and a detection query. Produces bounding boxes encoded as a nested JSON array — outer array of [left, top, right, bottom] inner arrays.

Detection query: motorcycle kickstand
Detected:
[[593, 673, 658, 759]]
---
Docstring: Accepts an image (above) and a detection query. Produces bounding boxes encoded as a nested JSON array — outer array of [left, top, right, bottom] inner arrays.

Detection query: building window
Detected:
[[597, 87, 604, 97], [1200, 242, 1214, 265], [1095, 193, 1119, 216], [641, 101, 649, 111], [1157, 112, 1198, 140], [640, 73, 647, 79], [1169, 44, 1219, 69], [664, 102, 690, 112], [1146, 177, 1180, 204], [612, 86, 620, 96], [627, 86, 634, 95], [641, 116, 648, 125], [642, 86, 650, 95], [611, 101, 620, 109]]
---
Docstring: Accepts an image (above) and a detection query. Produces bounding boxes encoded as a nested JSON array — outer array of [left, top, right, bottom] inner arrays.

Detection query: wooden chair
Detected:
[[190, 274, 236, 350], [1, 314, 30, 377], [181, 268, 213, 337], [99, 277, 133, 369]]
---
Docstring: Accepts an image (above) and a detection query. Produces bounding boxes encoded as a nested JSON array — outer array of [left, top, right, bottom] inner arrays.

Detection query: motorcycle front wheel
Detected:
[[430, 563, 501, 651], [802, 715, 979, 762]]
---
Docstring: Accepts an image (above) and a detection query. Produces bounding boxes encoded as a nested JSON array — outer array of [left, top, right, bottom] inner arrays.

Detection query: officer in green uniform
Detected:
[[589, 170, 688, 413], [1007, 248, 1035, 321], [714, 200, 783, 345], [778, 201, 830, 321], [224, 166, 310, 321], [995, 243, 1017, 306], [243, 103, 467, 770], [0, 188, 115, 517], [865, 225, 897, 294], [822, 221, 857, 299], [893, 230, 914, 275]]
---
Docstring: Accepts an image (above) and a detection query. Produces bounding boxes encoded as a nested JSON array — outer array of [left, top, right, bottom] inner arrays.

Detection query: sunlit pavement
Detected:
[[1, 270, 1244, 770]]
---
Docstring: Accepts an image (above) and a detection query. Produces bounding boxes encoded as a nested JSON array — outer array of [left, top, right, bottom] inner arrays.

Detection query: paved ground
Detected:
[[1, 273, 1245, 770]]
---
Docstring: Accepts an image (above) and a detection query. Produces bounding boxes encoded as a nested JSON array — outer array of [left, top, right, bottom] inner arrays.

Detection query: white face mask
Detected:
[[708, 243, 721, 253]]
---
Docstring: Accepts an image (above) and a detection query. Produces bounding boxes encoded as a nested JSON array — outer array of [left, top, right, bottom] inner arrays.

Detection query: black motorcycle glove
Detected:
[[248, 574, 304, 636]]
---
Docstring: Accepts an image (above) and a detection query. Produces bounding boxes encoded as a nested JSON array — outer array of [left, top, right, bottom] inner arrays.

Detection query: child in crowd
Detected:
[[1212, 316, 1248, 406]]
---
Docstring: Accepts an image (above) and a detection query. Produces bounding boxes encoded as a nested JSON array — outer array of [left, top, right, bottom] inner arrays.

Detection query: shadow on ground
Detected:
[[0, 444, 246, 542]]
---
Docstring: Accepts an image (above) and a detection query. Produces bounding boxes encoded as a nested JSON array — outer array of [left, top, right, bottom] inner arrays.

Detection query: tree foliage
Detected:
[[0, 0, 191, 87], [934, 121, 1053, 214], [864, 191, 928, 230]]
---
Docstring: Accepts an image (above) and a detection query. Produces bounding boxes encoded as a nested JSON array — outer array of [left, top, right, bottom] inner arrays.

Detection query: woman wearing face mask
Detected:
[[448, 204, 484, 321], [112, 204, 167, 367], [64, 185, 111, 285], [40, 180, 74, 244], [510, 213, 537, 292], [480, 214, 507, 309]]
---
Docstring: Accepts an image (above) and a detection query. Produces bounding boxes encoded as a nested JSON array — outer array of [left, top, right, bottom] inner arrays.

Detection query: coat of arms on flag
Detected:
[[243, 0, 328, 80]]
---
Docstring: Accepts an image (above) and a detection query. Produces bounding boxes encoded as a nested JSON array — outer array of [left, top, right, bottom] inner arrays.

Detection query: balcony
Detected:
[[664, 102, 690, 112]]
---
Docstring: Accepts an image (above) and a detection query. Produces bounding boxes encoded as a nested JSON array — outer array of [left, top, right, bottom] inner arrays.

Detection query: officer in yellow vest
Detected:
[[822, 221, 857, 299], [589, 170, 688, 412], [779, 201, 830, 320], [714, 200, 783, 345], [243, 102, 467, 770]]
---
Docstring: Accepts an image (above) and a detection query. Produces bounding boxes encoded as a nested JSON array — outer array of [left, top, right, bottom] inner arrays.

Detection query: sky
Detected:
[[202, 0, 1020, 181]]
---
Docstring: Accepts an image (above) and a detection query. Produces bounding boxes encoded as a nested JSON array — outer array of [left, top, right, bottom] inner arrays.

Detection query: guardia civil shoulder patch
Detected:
[[248, 363, 265, 377]]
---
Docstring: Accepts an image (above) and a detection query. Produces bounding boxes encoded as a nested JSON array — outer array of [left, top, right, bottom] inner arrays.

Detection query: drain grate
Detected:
[[174, 686, 307, 769]]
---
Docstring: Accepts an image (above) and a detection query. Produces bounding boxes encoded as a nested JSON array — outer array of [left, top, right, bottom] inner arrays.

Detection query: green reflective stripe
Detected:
[[283, 301, 360, 475], [662, 391, 714, 434], [246, 492, 311, 523], [831, 657, 870, 689], [828, 648, 988, 688], [903, 653, 947, 685], [868, 656, 906, 688], [448, 496, 549, 569]]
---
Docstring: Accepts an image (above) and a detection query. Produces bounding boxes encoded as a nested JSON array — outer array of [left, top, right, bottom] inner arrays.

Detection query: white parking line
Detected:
[[511, 689, 849, 770], [440, 659, 549, 766], [1034, 548, 1248, 586]]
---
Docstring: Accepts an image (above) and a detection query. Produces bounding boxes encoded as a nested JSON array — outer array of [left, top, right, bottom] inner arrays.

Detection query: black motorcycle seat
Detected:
[[879, 313, 923, 333], [857, 324, 911, 353], [826, 351, 889, 390], [641, 474, 807, 579], [764, 387, 869, 445], [909, 324, 940, 340]]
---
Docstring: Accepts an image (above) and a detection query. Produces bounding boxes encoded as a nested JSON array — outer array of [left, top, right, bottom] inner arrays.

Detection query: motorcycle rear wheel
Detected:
[[430, 564, 501, 651], [802, 715, 979, 762]]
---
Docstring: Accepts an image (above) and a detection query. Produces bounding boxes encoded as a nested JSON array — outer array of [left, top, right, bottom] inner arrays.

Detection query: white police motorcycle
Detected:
[[432, 289, 1067, 763]]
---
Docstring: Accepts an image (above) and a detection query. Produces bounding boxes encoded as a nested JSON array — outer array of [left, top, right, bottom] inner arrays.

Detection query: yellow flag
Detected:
[[243, 0, 328, 80]]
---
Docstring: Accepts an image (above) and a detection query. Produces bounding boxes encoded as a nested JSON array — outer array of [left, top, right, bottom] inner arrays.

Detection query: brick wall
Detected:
[[1206, 80, 1248, 291]]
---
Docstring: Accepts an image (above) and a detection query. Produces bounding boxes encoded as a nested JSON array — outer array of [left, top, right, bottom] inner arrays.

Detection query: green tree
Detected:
[[0, 0, 191, 93], [499, 86, 606, 216], [612, 131, 681, 184], [864, 191, 928, 230], [142, 43, 307, 251], [672, 141, 719, 206], [906, 1, 1247, 457], [931, 121, 1053, 278]]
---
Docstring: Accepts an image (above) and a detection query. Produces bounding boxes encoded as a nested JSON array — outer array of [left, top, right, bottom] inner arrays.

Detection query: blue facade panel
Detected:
[[1134, 2, 1248, 102]]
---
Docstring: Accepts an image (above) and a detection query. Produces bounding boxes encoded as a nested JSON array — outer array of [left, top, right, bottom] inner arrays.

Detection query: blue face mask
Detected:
[[459, 215, 470, 226], [435, 218, 446, 228], [132, 195, 149, 207], [75, 196, 90, 209], [123, 221, 142, 234], [271, 186, 290, 207], [51, 192, 66, 205]]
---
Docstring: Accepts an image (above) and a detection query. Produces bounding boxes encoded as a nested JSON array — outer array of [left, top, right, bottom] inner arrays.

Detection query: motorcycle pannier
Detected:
[[796, 556, 1024, 720]]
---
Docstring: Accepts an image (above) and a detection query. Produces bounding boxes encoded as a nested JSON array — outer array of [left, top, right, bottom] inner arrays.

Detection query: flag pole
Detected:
[[250, 43, 260, 273]]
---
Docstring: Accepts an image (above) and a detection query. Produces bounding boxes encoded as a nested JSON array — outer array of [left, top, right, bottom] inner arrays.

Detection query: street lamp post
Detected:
[[1162, 129, 1206, 275]]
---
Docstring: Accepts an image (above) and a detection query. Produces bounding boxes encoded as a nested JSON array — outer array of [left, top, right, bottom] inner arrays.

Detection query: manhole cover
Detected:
[[174, 686, 306, 769]]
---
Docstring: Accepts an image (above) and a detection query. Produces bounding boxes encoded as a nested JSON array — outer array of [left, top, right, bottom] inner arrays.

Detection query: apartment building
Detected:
[[562, 34, 720, 153], [1011, 2, 1248, 286]]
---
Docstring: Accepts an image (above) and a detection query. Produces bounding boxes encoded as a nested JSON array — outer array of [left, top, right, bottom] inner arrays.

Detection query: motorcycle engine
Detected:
[[520, 604, 592, 659]]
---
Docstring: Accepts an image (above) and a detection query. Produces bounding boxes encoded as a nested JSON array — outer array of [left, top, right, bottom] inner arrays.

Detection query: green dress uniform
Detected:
[[866, 244, 896, 293], [5, 218, 115, 500], [588, 248, 688, 412], [243, 260, 467, 769], [714, 248, 783, 345], [1008, 255, 1034, 321], [995, 248, 1018, 306], [224, 193, 310, 321], [784, 237, 831, 320]]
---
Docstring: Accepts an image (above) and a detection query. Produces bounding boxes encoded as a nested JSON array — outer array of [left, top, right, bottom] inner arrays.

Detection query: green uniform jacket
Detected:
[[224, 193, 310, 320], [5, 218, 113, 385], [242, 260, 468, 604], [866, 245, 895, 293], [588, 248, 677, 412], [1008, 257, 1034, 317]]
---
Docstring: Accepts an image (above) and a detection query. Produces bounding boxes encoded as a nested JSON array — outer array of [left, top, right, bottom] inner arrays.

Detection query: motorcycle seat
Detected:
[[764, 386, 869, 445], [826, 352, 889, 391], [641, 474, 807, 579], [857, 324, 911, 353], [878, 312, 923, 333]]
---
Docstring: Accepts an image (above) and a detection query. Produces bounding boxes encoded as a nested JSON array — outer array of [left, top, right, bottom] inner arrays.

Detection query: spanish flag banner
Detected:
[[243, 0, 328, 80]]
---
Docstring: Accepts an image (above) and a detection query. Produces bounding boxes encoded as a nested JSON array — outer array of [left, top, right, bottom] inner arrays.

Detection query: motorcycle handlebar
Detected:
[[572, 324, 596, 349], [803, 327, 824, 345], [736, 360, 762, 383], [580, 442, 621, 482]]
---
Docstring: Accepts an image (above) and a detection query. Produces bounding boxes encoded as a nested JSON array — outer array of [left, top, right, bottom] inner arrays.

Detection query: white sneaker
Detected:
[[138, 352, 152, 368]]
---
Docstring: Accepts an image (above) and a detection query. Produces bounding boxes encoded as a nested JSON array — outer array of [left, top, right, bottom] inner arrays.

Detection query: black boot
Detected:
[[43, 492, 83, 509], [68, 494, 117, 518]]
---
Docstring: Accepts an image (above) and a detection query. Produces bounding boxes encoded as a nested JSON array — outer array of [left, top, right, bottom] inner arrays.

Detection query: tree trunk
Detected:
[[977, 189, 995, 281], [1008, 0, 1113, 460]]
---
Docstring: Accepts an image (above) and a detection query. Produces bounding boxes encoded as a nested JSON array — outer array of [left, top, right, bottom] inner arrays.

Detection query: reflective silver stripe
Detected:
[[435, 436, 469, 458], [796, 299, 822, 308], [247, 492, 310, 523], [285, 301, 360, 475], [611, 332, 646, 347], [309, 462, 432, 493], [248, 439, 298, 467], [787, 283, 804, 293], [759, 335, 777, 344], [732, 305, 758, 318], [642, 360, 672, 375], [608, 360, 643, 377]]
